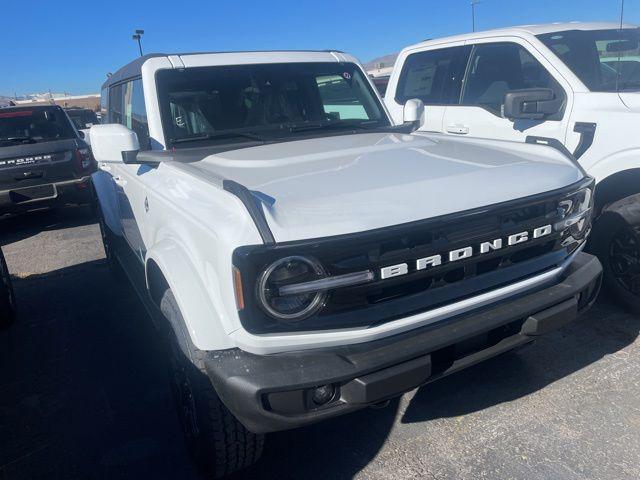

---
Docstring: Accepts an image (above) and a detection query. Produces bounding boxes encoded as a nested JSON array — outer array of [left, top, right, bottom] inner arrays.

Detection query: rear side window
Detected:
[[395, 46, 471, 105], [462, 42, 563, 114], [100, 88, 108, 122], [124, 79, 150, 150], [0, 108, 75, 146], [109, 83, 124, 124], [108, 79, 150, 150]]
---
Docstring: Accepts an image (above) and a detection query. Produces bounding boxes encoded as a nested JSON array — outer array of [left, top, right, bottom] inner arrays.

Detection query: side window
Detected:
[[100, 88, 108, 123], [462, 42, 563, 114], [109, 83, 124, 124], [395, 46, 471, 105], [127, 79, 150, 150]]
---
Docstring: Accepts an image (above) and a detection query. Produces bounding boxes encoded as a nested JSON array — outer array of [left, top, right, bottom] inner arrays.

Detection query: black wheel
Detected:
[[160, 289, 264, 478], [95, 200, 124, 278], [590, 213, 640, 312], [0, 248, 16, 326]]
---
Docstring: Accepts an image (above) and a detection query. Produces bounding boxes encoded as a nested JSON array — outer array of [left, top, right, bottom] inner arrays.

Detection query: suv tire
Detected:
[[0, 248, 15, 325], [591, 212, 640, 312], [160, 288, 264, 478], [95, 199, 124, 278]]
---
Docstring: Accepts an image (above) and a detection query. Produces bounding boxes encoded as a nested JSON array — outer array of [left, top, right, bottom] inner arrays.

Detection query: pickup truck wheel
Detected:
[[591, 213, 640, 312], [0, 249, 16, 325], [160, 289, 264, 478]]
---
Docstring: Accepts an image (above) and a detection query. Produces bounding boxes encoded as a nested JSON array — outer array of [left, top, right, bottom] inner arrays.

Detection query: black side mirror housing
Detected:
[[78, 130, 85, 139], [503, 88, 563, 121]]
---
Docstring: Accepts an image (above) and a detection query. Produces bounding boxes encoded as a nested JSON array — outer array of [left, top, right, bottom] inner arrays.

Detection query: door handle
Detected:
[[113, 176, 127, 187], [446, 124, 469, 135], [98, 162, 112, 172]]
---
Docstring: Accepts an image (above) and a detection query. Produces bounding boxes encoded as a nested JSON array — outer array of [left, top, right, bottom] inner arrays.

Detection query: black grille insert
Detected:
[[234, 179, 591, 334]]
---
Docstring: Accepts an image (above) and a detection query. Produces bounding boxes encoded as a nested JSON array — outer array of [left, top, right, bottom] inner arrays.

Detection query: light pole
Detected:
[[471, 0, 481, 32], [132, 29, 144, 57]]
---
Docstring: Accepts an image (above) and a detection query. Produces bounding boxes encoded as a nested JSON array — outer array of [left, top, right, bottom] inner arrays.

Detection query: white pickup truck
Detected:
[[385, 22, 640, 310], [90, 51, 601, 478]]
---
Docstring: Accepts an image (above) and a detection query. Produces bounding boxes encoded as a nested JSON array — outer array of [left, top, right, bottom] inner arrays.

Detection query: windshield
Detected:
[[156, 62, 389, 146], [0, 108, 76, 146], [66, 109, 99, 129], [537, 28, 640, 92]]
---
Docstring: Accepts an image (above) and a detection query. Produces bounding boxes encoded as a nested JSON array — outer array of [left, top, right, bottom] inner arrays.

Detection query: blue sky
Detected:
[[1, 0, 637, 95]]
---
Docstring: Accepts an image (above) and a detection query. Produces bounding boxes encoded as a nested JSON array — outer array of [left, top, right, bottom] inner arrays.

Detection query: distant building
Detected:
[[14, 93, 100, 111]]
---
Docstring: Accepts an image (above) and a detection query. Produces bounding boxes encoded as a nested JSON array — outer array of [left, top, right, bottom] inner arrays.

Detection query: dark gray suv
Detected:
[[0, 105, 96, 216]]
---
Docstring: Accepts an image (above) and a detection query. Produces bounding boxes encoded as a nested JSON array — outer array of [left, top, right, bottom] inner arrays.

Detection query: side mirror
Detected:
[[503, 88, 563, 121], [77, 130, 85, 139], [90, 124, 140, 164], [403, 98, 425, 129]]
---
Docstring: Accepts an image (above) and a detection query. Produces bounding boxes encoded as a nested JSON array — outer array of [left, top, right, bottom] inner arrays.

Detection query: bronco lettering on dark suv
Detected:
[[90, 51, 602, 478]]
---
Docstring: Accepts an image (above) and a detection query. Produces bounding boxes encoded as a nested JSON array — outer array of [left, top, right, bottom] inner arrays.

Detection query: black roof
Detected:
[[102, 53, 166, 90], [101, 50, 345, 90]]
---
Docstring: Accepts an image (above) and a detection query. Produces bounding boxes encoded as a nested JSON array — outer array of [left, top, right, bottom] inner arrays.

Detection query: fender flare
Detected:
[[145, 239, 234, 351], [587, 148, 640, 186], [91, 171, 122, 236]]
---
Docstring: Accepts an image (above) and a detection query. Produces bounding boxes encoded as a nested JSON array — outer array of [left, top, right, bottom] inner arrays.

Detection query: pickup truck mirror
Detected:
[[403, 98, 425, 129], [503, 88, 563, 121], [90, 124, 140, 164]]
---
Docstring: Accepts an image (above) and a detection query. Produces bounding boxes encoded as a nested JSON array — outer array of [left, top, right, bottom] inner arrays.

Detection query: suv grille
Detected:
[[234, 180, 590, 334]]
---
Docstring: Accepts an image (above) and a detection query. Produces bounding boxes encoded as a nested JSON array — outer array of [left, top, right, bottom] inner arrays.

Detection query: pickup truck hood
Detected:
[[187, 132, 583, 242]]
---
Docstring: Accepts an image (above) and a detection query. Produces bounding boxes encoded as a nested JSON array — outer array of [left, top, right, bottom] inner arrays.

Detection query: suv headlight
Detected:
[[557, 183, 594, 246], [257, 256, 328, 322]]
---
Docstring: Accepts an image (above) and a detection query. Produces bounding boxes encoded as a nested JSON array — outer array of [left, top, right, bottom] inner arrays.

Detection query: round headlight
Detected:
[[257, 256, 327, 322]]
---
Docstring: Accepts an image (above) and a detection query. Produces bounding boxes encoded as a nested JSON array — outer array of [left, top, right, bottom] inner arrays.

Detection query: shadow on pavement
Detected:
[[0, 206, 96, 247], [402, 292, 639, 424], [0, 259, 399, 480]]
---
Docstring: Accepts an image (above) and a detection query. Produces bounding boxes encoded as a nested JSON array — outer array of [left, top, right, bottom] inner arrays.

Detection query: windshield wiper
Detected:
[[288, 120, 382, 133], [170, 131, 264, 145]]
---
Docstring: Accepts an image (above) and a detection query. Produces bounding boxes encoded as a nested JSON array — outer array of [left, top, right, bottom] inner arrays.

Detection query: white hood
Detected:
[[187, 132, 584, 242]]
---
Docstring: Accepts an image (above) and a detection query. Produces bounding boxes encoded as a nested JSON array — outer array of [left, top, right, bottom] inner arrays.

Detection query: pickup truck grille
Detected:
[[234, 180, 592, 334]]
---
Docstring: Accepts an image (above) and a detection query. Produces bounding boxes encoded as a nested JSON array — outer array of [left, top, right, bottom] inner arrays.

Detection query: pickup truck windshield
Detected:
[[156, 62, 389, 146], [537, 28, 640, 92], [0, 108, 75, 146]]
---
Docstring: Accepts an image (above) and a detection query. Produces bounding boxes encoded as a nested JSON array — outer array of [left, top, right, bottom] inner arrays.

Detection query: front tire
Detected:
[[94, 199, 123, 278], [590, 212, 640, 312], [160, 289, 264, 478]]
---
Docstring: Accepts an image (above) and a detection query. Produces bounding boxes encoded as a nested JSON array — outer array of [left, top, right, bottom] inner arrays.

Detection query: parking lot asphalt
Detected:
[[1, 206, 639, 480]]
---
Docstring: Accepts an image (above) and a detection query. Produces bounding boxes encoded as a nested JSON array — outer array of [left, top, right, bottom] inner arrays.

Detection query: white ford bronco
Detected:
[[385, 22, 640, 310], [90, 51, 602, 477]]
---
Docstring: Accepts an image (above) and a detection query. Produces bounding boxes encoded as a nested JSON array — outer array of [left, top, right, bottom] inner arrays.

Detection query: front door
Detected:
[[441, 39, 572, 144], [385, 43, 471, 131]]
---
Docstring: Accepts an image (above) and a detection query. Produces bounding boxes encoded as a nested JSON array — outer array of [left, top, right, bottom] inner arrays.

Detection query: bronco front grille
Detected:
[[234, 180, 591, 334]]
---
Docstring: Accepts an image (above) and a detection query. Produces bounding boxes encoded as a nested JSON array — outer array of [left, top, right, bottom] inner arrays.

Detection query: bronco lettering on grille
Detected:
[[379, 224, 553, 280]]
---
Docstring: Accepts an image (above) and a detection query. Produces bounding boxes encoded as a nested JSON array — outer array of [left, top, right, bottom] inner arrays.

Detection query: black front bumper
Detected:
[[205, 252, 602, 434], [0, 177, 92, 214]]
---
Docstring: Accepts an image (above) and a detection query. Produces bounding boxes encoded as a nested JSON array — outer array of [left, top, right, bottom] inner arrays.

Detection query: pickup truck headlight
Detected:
[[257, 256, 328, 322]]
